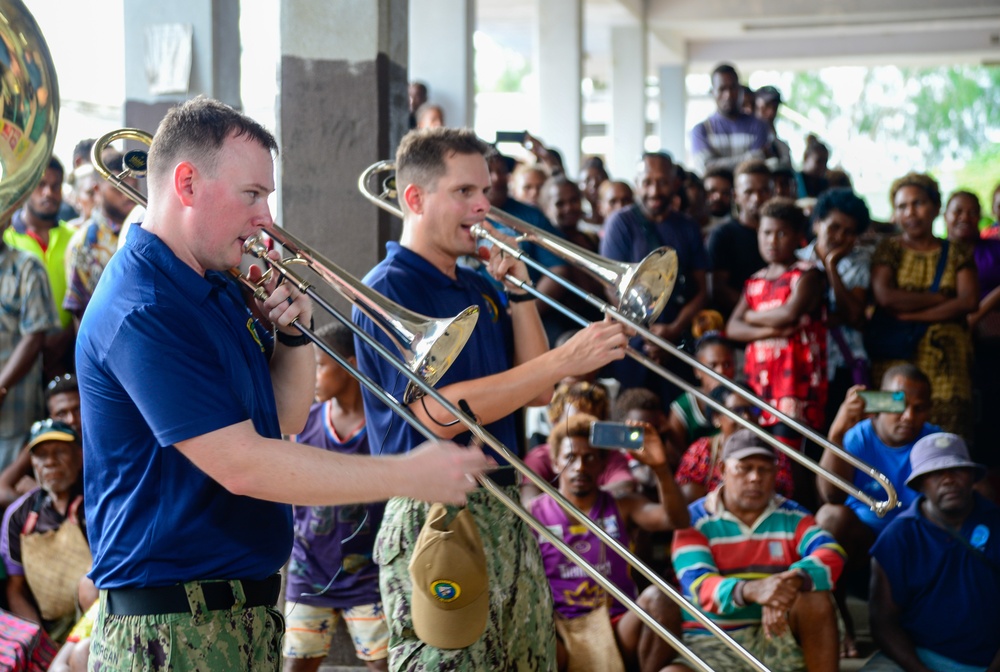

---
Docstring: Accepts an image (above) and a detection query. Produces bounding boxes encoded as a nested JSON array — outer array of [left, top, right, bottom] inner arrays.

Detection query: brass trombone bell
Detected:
[[482, 208, 678, 326], [242, 227, 480, 401]]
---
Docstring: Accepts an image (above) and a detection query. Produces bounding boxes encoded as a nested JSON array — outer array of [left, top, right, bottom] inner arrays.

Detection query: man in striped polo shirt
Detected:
[[670, 429, 845, 672]]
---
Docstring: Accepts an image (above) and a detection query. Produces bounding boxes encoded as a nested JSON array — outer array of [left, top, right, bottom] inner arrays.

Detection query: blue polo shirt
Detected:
[[77, 225, 291, 589], [872, 494, 1000, 667], [353, 242, 517, 464], [842, 419, 939, 534]]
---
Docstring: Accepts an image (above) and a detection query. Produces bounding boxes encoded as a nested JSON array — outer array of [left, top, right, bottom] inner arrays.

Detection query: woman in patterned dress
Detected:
[[870, 174, 978, 439]]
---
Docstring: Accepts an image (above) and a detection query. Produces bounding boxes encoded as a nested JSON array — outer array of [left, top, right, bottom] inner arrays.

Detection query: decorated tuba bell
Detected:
[[0, 0, 59, 224]]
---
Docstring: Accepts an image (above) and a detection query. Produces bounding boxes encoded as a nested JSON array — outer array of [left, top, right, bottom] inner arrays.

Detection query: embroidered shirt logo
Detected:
[[246, 317, 265, 352], [481, 293, 500, 322]]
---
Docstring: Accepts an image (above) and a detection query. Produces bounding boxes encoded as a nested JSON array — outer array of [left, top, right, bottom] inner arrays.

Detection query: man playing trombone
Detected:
[[354, 127, 629, 671], [76, 99, 493, 672]]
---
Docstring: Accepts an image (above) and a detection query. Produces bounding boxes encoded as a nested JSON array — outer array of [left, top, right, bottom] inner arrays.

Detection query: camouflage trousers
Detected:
[[88, 582, 284, 672], [376, 486, 556, 671]]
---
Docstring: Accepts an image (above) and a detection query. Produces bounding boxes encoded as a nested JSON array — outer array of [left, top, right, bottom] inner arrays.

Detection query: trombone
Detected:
[[359, 160, 899, 519], [90, 130, 481, 404], [93, 129, 769, 672]]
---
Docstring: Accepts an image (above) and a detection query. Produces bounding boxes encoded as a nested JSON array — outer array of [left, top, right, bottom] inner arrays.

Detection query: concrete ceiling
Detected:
[[478, 0, 1000, 78]]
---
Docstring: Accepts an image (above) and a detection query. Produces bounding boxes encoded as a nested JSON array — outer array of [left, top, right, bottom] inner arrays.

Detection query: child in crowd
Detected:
[[283, 324, 388, 672], [675, 382, 794, 503], [521, 380, 634, 504], [663, 333, 736, 455], [726, 198, 827, 442]]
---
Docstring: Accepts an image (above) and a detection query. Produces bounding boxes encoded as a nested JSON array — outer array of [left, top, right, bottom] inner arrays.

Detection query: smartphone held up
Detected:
[[589, 421, 644, 451], [858, 390, 906, 414]]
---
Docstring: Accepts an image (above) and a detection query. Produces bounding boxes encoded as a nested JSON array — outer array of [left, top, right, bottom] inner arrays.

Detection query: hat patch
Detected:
[[430, 580, 461, 603], [933, 435, 952, 448]]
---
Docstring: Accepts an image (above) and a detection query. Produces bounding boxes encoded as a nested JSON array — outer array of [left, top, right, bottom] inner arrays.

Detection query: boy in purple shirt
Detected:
[[530, 413, 689, 672], [283, 323, 388, 672]]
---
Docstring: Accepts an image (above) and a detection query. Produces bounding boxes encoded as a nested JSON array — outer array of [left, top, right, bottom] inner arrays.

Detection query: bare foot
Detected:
[[840, 632, 859, 659]]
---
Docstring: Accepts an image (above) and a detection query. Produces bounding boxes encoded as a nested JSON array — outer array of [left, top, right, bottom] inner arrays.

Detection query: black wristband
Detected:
[[276, 319, 314, 347], [506, 291, 534, 304]]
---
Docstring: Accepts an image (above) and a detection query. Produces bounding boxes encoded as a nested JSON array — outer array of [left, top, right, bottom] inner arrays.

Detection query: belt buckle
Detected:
[[227, 579, 247, 613]]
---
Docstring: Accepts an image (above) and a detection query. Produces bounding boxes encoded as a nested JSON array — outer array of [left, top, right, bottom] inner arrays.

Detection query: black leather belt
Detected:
[[105, 575, 281, 616], [478, 466, 520, 488]]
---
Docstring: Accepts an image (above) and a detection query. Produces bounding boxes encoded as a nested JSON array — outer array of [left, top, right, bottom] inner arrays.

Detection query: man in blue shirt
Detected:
[[865, 433, 1000, 672], [354, 127, 628, 671], [77, 99, 491, 672], [816, 363, 938, 658], [599, 152, 708, 404]]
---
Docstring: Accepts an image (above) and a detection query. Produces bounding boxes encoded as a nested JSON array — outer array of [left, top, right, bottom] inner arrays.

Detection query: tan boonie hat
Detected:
[[408, 503, 489, 649]]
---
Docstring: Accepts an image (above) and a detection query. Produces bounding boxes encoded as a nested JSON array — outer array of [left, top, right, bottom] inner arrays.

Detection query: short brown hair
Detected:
[[613, 387, 661, 421], [890, 172, 941, 209], [735, 159, 771, 179], [395, 127, 489, 205], [760, 197, 806, 234], [148, 97, 277, 185], [549, 413, 600, 463], [546, 381, 610, 424]]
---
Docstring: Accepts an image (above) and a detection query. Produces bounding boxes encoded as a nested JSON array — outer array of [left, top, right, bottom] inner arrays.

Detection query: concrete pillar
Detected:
[[609, 25, 645, 179], [658, 64, 687, 165], [408, 0, 475, 128], [123, 0, 240, 132], [536, 0, 582, 176], [278, 0, 408, 294]]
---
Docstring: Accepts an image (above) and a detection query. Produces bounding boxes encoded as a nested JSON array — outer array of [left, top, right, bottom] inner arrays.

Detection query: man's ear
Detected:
[[174, 161, 196, 206], [402, 183, 424, 215]]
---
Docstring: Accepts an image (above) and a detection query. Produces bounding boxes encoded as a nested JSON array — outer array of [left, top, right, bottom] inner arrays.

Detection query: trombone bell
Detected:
[[242, 229, 481, 403], [617, 247, 678, 325], [409, 306, 481, 392]]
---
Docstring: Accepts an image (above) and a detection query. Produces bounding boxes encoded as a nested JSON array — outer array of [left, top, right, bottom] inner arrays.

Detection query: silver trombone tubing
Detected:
[[358, 164, 897, 518], [241, 236, 771, 672], [481, 208, 897, 517], [89, 128, 480, 405], [245, 226, 480, 404]]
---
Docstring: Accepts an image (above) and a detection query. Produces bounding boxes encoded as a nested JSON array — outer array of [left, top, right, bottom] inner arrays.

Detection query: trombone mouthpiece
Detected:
[[243, 234, 269, 258]]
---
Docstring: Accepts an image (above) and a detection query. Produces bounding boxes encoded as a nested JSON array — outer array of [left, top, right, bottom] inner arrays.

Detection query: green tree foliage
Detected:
[[953, 144, 1000, 227], [895, 66, 1000, 165], [788, 65, 999, 166], [787, 71, 839, 119]]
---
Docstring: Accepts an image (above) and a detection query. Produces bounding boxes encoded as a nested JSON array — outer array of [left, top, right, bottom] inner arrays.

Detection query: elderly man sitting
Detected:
[[863, 433, 1000, 672], [669, 430, 845, 672], [1, 420, 89, 642]]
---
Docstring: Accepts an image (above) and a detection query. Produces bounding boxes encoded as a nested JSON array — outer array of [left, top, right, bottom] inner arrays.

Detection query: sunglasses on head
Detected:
[[46, 373, 75, 391], [30, 418, 78, 436]]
